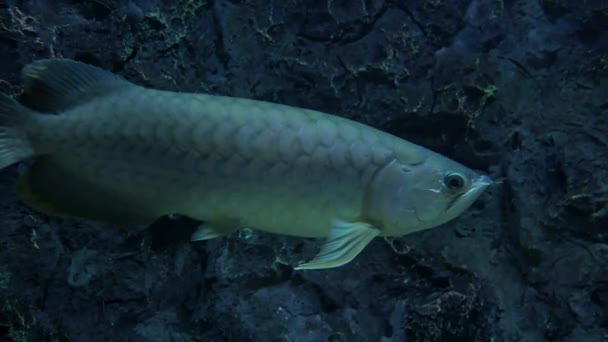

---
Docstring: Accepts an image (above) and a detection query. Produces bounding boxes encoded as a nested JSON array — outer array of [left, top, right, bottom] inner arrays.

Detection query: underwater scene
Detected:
[[0, 0, 607, 341]]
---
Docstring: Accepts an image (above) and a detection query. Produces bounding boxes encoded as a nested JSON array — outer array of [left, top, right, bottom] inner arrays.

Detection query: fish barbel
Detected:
[[0, 59, 492, 269]]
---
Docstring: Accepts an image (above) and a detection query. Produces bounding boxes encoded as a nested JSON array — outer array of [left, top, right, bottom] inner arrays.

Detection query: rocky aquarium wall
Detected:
[[0, 0, 606, 341]]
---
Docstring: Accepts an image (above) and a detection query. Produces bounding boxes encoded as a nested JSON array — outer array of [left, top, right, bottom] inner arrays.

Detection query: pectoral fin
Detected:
[[295, 219, 380, 270]]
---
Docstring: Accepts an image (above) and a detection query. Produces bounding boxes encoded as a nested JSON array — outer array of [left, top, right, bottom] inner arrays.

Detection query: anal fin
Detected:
[[295, 219, 380, 270], [17, 157, 156, 227]]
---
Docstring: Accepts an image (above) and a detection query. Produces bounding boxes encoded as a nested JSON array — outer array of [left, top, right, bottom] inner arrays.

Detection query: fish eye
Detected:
[[444, 172, 466, 191]]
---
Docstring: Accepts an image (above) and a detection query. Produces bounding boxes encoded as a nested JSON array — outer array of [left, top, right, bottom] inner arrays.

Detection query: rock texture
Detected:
[[0, 0, 606, 340]]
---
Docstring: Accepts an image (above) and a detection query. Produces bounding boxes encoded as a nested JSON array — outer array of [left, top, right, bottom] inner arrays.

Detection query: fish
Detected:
[[0, 59, 492, 270]]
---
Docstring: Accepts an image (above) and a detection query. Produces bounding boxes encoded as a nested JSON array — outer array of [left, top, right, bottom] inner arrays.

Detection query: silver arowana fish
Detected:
[[0, 59, 492, 270]]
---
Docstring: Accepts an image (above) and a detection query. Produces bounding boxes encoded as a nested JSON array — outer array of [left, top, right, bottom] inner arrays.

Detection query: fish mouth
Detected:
[[473, 174, 493, 189], [447, 174, 493, 215]]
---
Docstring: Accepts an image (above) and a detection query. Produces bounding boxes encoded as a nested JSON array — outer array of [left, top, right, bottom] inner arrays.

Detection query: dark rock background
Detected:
[[0, 0, 606, 341]]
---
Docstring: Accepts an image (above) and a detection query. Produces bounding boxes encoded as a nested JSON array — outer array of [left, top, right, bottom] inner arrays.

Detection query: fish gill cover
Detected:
[[0, 0, 606, 341]]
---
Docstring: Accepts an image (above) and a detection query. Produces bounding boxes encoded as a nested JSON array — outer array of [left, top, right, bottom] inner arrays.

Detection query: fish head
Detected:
[[366, 156, 492, 236]]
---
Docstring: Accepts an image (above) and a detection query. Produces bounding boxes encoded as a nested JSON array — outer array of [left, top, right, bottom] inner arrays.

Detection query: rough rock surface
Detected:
[[0, 0, 606, 340]]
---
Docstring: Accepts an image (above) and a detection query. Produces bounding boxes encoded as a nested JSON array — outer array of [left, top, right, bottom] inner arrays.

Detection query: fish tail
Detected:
[[0, 92, 35, 170]]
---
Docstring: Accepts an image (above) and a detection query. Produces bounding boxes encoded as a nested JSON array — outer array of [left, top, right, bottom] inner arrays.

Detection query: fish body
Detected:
[[30, 88, 401, 238], [0, 59, 492, 269]]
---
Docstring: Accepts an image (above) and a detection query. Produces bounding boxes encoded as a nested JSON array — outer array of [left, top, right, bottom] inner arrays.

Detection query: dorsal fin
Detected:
[[20, 58, 134, 113]]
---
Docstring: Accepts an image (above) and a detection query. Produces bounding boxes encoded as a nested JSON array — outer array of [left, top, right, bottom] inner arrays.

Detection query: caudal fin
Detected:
[[0, 93, 35, 170]]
